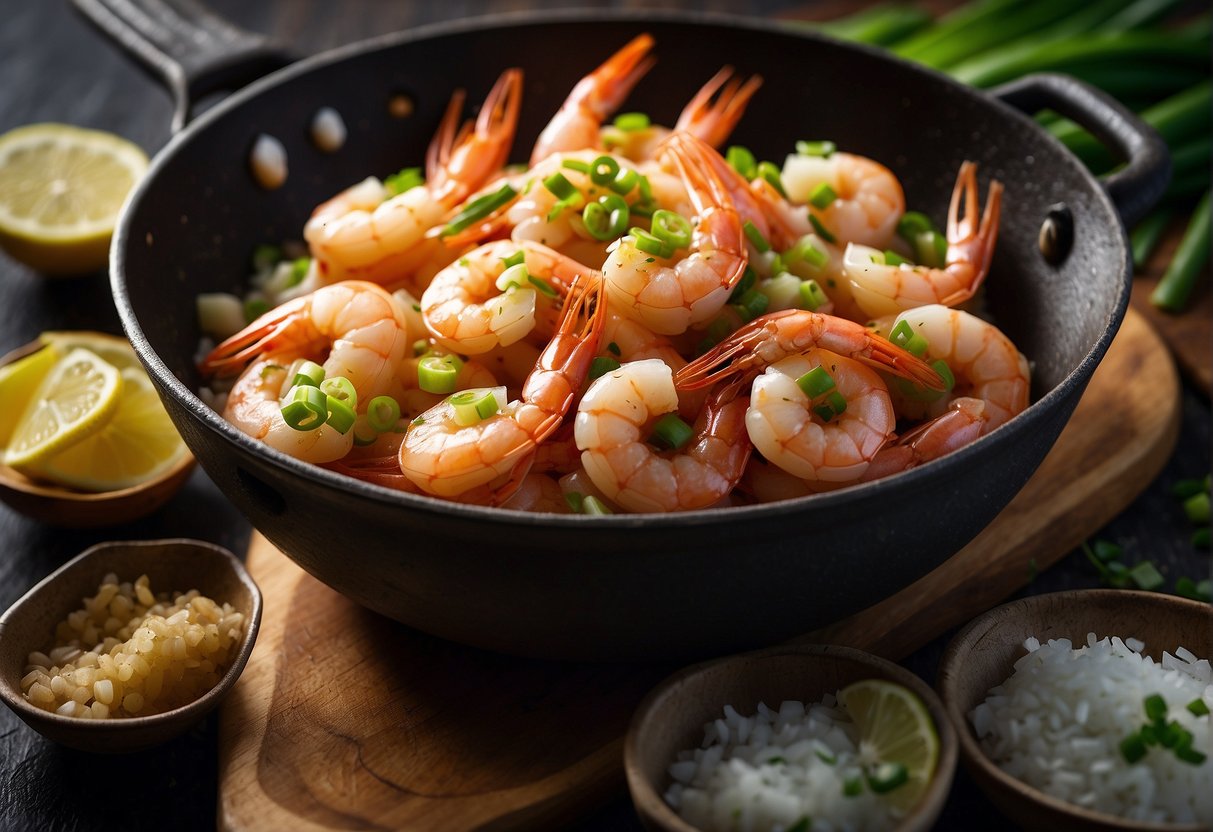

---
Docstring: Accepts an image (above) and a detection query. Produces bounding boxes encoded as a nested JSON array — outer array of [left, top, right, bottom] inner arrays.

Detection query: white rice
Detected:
[[310, 106, 347, 153], [249, 133, 287, 190], [663, 697, 899, 832], [970, 633, 1212, 825]]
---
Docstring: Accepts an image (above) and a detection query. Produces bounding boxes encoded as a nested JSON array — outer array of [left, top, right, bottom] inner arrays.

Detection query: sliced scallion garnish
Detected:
[[799, 279, 829, 311], [583, 194, 630, 242], [613, 112, 650, 132], [796, 366, 836, 398], [449, 389, 500, 426], [418, 355, 462, 394], [589, 155, 621, 186], [320, 375, 358, 412], [325, 395, 356, 435], [650, 209, 692, 249], [582, 495, 613, 515], [809, 212, 837, 244], [889, 319, 929, 357], [743, 220, 770, 253], [292, 360, 326, 388], [809, 182, 839, 210], [441, 183, 517, 237], [796, 140, 836, 158], [630, 227, 675, 259], [866, 762, 908, 793], [726, 145, 757, 180], [650, 413, 694, 451], [281, 385, 328, 431], [367, 395, 401, 432], [589, 356, 621, 379]]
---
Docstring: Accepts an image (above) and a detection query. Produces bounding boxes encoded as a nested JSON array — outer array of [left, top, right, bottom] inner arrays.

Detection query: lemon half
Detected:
[[0, 124, 148, 274]]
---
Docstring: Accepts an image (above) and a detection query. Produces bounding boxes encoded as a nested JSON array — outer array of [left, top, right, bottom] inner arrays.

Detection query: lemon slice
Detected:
[[4, 347, 122, 470], [838, 679, 940, 813], [0, 124, 148, 275], [0, 343, 60, 446], [41, 330, 141, 371], [34, 367, 187, 491]]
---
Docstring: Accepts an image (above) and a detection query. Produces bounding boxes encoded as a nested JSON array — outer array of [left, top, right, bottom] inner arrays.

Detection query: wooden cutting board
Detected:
[[218, 308, 1179, 832]]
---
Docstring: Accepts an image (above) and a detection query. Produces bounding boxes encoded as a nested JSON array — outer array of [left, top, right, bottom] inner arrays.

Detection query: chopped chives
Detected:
[[589, 356, 621, 379], [384, 166, 424, 196], [583, 194, 630, 241], [325, 395, 356, 434], [1192, 528, 1211, 549], [292, 360, 326, 388], [843, 775, 864, 797], [252, 244, 282, 271], [799, 279, 829, 311], [797, 366, 836, 398], [1144, 694, 1168, 722], [449, 389, 499, 426], [796, 140, 836, 158], [608, 167, 639, 195], [367, 395, 401, 432], [883, 250, 910, 266], [412, 339, 429, 357], [501, 250, 526, 269], [320, 375, 358, 411], [352, 414, 379, 446], [809, 182, 839, 209], [589, 155, 621, 186], [582, 495, 613, 515], [547, 193, 584, 222], [442, 183, 517, 236], [1129, 561, 1165, 591], [1172, 478, 1209, 499], [561, 159, 590, 174], [1176, 745, 1207, 765], [244, 298, 270, 323], [866, 762, 908, 793], [825, 390, 847, 415], [651, 209, 692, 249], [1188, 699, 1211, 717], [726, 145, 757, 180], [813, 403, 838, 422], [931, 360, 955, 393], [529, 274, 558, 297], [613, 112, 650, 131], [1120, 732, 1148, 763], [496, 262, 530, 291], [743, 220, 771, 253], [543, 172, 578, 200], [786, 237, 828, 269], [914, 230, 948, 269], [757, 161, 786, 197], [766, 756, 787, 765], [630, 227, 676, 258], [815, 749, 836, 765], [280, 385, 328, 431], [564, 491, 585, 513], [607, 342, 621, 356], [650, 413, 695, 451], [889, 320, 930, 357], [1183, 492, 1210, 523], [1175, 576, 1211, 602], [786, 818, 810, 832], [1092, 539, 1122, 562], [729, 265, 758, 301], [809, 213, 837, 244], [288, 257, 311, 286], [897, 211, 934, 241], [418, 355, 462, 394], [733, 288, 769, 321]]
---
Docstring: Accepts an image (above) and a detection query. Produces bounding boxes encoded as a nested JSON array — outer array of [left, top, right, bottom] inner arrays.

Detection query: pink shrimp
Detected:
[[859, 397, 987, 482]]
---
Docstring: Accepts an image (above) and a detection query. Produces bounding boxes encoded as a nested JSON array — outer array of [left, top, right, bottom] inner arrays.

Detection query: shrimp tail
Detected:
[[939, 161, 1004, 308], [430, 69, 524, 206], [674, 67, 763, 149], [200, 297, 309, 376], [427, 88, 467, 186], [665, 133, 748, 290]]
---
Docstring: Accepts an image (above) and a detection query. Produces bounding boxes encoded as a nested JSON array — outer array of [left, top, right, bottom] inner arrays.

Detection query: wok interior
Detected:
[[122, 17, 1125, 410]]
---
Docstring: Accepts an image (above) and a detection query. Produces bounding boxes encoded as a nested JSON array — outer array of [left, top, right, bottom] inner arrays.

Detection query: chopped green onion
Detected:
[[809, 182, 839, 210], [1130, 561, 1165, 591], [608, 167, 639, 195], [564, 491, 585, 513], [561, 159, 590, 174], [529, 274, 558, 297], [582, 495, 613, 515], [1176, 745, 1207, 765], [1121, 732, 1148, 764], [799, 279, 829, 311], [259, 363, 285, 380], [496, 262, 530, 291], [288, 257, 311, 287], [614, 112, 650, 132], [825, 390, 847, 415], [766, 756, 787, 765], [292, 360, 326, 388], [1175, 576, 1212, 602], [1192, 528, 1211, 549], [786, 818, 810, 832], [813, 404, 838, 422], [843, 775, 864, 797], [866, 761, 908, 793], [367, 395, 401, 432], [796, 140, 836, 158], [418, 355, 462, 394], [1183, 492, 1210, 523], [280, 385, 328, 431], [501, 250, 526, 269], [412, 339, 429, 357], [1171, 477, 1208, 499], [320, 375, 358, 411], [384, 166, 424, 197], [883, 250, 910, 266], [650, 413, 695, 451], [815, 749, 836, 765], [897, 211, 934, 241], [797, 366, 837, 398], [352, 414, 379, 446], [244, 298, 270, 323], [543, 172, 578, 200], [630, 227, 676, 258], [252, 244, 282, 271], [1144, 694, 1168, 722], [1093, 539, 1123, 562], [809, 213, 837, 244], [325, 395, 356, 434], [743, 220, 771, 253], [914, 230, 948, 269], [589, 356, 621, 379], [890, 320, 930, 357], [442, 184, 517, 236], [651, 210, 693, 249], [589, 155, 621, 187], [733, 288, 769, 322], [729, 266, 758, 301], [757, 161, 786, 197], [583, 194, 630, 241], [787, 237, 829, 269], [1188, 699, 1211, 717], [932, 360, 956, 393], [607, 342, 621, 357], [449, 389, 500, 426], [726, 145, 757, 180]]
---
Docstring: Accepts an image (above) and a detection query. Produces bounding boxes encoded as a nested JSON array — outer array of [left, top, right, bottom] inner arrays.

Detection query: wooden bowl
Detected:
[[938, 589, 1211, 832], [0, 335, 195, 527], [625, 644, 958, 832], [0, 539, 262, 753]]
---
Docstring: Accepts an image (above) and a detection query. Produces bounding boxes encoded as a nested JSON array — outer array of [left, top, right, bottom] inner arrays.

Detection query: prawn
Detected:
[[604, 133, 747, 336], [420, 239, 595, 355], [305, 69, 523, 285], [781, 150, 905, 249], [859, 397, 987, 482], [530, 34, 656, 166], [202, 281, 411, 463], [844, 162, 1003, 318], [399, 273, 604, 501], [876, 304, 1029, 432], [574, 358, 752, 513]]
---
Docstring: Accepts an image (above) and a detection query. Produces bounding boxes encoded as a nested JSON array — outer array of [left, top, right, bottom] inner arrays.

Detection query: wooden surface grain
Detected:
[[216, 311, 1178, 830], [0, 3, 1208, 832]]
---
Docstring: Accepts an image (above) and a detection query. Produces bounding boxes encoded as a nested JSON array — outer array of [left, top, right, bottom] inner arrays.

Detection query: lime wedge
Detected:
[[839, 679, 940, 813]]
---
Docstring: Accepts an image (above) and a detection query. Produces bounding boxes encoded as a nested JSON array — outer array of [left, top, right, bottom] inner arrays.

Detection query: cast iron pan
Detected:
[[78, 0, 1167, 661]]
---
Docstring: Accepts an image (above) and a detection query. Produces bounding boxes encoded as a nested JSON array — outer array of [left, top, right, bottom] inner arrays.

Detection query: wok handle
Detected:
[[71, 0, 292, 133], [990, 73, 1170, 228]]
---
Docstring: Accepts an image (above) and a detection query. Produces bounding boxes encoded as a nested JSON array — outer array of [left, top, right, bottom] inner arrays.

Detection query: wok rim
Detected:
[[110, 7, 1132, 530]]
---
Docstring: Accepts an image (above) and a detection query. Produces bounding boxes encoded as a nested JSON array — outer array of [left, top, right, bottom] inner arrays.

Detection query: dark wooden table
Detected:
[[0, 3, 1208, 830]]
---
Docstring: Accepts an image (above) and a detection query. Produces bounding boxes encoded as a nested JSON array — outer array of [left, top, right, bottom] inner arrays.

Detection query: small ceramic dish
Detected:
[[625, 643, 958, 832], [0, 538, 261, 753], [938, 589, 1211, 832], [0, 336, 195, 527]]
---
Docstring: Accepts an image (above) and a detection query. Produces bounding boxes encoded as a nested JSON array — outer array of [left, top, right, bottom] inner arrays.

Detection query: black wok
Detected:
[[82, 1, 1168, 661]]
